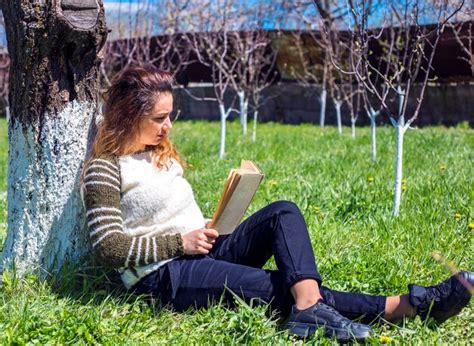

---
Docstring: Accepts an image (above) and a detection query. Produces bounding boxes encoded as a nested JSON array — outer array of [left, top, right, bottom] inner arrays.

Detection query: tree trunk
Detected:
[[368, 110, 378, 163], [335, 100, 342, 134], [238, 90, 248, 135], [319, 88, 326, 128], [351, 118, 356, 138], [243, 98, 248, 135], [1, 1, 108, 276], [398, 86, 405, 116], [392, 119, 406, 216], [218, 103, 228, 159], [252, 110, 258, 143]]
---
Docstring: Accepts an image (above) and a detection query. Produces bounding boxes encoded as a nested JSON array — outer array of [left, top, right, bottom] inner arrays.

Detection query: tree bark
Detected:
[[1, 0, 108, 275]]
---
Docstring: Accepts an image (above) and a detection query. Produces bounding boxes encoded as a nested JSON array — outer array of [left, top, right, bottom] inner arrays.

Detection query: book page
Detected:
[[213, 172, 263, 234], [241, 160, 261, 173], [210, 170, 239, 227]]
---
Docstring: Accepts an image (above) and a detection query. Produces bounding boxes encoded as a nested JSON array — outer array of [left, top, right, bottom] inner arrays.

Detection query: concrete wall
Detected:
[[174, 83, 474, 127]]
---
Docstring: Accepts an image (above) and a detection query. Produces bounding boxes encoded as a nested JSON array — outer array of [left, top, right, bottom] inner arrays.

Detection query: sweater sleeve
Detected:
[[82, 155, 184, 269]]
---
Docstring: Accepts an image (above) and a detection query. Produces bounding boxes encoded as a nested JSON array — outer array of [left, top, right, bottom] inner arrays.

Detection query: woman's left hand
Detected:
[[181, 228, 219, 255]]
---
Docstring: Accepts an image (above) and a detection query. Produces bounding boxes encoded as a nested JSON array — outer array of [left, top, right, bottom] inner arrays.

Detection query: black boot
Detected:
[[282, 301, 372, 341], [409, 271, 473, 324]]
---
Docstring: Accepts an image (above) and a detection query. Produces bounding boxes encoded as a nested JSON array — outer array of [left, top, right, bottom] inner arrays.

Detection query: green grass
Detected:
[[0, 118, 473, 344]]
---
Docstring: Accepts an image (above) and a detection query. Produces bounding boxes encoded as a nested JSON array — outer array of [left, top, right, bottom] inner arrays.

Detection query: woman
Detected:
[[82, 64, 472, 342]]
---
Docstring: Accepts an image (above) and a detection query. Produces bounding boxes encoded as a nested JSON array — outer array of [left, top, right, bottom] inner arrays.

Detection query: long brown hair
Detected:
[[88, 64, 185, 169]]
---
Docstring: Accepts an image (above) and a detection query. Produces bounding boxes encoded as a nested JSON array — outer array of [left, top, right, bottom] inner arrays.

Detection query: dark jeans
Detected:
[[133, 201, 386, 322]]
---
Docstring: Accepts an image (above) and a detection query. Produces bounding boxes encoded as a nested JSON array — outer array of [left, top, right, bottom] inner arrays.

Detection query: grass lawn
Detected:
[[0, 118, 472, 344]]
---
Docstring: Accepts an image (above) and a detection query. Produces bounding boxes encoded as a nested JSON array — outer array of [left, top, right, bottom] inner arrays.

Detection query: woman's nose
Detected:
[[164, 116, 172, 130]]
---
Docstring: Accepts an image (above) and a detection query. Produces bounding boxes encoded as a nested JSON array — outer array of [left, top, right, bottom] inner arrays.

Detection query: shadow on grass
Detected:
[[47, 261, 146, 307]]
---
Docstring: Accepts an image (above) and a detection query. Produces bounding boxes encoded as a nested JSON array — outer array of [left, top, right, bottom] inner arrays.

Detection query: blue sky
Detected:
[[104, 0, 148, 13], [101, 0, 445, 35], [0, 1, 467, 47], [102, 0, 322, 38]]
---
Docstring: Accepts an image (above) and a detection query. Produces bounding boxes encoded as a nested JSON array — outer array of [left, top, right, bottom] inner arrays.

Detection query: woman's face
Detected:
[[136, 92, 173, 149]]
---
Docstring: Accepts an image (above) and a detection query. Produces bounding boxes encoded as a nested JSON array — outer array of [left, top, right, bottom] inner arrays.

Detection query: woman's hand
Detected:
[[182, 228, 219, 255]]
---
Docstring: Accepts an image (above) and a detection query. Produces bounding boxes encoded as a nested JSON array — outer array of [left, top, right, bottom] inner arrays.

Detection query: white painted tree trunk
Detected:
[[2, 101, 97, 274], [243, 98, 248, 135], [368, 109, 378, 162], [219, 103, 227, 159], [252, 110, 258, 142], [319, 88, 327, 128], [335, 101, 342, 134], [237, 90, 248, 135], [1, 0, 107, 277], [238, 91, 244, 126], [370, 116, 376, 161], [351, 119, 356, 138], [393, 86, 407, 216], [391, 117, 407, 217]]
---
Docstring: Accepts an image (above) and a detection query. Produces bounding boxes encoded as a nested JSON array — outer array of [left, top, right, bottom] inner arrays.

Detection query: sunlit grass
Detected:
[[0, 118, 472, 344]]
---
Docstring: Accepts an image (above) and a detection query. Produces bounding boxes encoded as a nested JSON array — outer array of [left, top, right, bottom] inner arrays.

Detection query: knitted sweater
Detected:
[[82, 152, 206, 289]]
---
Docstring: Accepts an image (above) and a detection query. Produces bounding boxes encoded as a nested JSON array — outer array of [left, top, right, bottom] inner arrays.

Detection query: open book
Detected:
[[209, 160, 264, 235]]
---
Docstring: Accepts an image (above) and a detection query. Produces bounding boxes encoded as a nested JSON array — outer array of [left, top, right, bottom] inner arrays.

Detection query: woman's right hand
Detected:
[[181, 228, 219, 255]]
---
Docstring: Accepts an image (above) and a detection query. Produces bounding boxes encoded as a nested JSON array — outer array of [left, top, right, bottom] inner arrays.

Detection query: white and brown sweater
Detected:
[[82, 151, 206, 289]]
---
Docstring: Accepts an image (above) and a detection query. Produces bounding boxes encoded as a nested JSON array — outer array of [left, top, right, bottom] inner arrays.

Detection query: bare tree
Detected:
[[227, 28, 277, 137], [187, 0, 240, 159], [359, 26, 396, 162], [344, 73, 362, 138], [188, 1, 280, 138], [99, 0, 155, 90], [314, 0, 364, 134], [344, 0, 464, 216], [448, 9, 473, 76], [334, 35, 363, 138], [318, 34, 330, 128], [326, 28, 352, 134], [312, 0, 351, 128], [327, 64, 344, 133], [99, 0, 198, 94], [247, 32, 279, 142], [1, 0, 108, 274], [286, 28, 331, 128], [293, 0, 350, 128]]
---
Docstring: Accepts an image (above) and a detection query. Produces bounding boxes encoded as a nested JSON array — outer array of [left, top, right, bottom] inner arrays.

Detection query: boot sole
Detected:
[[285, 321, 371, 341], [285, 321, 317, 338]]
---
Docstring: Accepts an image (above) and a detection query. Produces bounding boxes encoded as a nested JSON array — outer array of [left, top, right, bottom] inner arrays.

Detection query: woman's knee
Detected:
[[266, 200, 302, 217]]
